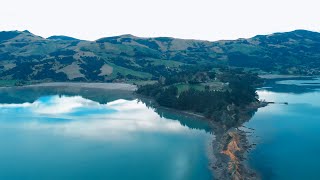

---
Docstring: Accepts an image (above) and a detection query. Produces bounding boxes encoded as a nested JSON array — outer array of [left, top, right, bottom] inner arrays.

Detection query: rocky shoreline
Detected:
[[139, 94, 267, 180], [164, 102, 266, 180], [208, 101, 267, 180], [211, 127, 259, 180]]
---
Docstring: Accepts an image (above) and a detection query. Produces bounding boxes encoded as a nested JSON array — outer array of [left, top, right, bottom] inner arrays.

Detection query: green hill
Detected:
[[0, 30, 319, 82]]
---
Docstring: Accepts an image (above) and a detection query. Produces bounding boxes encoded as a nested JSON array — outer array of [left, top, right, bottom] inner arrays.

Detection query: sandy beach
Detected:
[[24, 82, 137, 91]]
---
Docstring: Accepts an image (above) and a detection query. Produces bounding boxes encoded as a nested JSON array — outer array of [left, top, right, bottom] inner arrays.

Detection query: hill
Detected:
[[47, 35, 80, 41], [0, 30, 319, 82]]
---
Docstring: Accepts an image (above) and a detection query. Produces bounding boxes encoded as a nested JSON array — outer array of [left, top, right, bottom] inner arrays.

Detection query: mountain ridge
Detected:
[[4, 29, 319, 42], [0, 29, 319, 82]]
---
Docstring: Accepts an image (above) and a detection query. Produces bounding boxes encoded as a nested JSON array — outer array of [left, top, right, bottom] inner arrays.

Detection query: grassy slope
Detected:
[[0, 30, 320, 83]]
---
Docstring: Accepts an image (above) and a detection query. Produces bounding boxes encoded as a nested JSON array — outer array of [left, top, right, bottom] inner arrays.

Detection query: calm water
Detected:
[[246, 78, 320, 180], [0, 86, 213, 180], [2, 79, 319, 180]]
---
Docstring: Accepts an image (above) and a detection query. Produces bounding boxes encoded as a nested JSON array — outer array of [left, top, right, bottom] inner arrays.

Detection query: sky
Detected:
[[1, 0, 319, 41]]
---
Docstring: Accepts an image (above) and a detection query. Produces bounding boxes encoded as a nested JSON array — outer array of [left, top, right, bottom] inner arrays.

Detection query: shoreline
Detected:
[[139, 94, 267, 180], [3, 82, 266, 179], [259, 74, 313, 79], [1, 82, 137, 91], [209, 102, 267, 180], [162, 102, 266, 180]]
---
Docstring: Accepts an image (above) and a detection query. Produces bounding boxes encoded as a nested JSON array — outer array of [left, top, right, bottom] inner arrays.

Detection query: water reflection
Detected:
[[0, 87, 213, 180], [261, 78, 320, 94], [258, 89, 320, 107], [245, 78, 320, 180], [0, 86, 135, 104], [276, 77, 320, 86], [0, 95, 211, 141]]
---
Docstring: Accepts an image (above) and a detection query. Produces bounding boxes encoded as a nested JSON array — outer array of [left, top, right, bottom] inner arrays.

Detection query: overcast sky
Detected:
[[1, 0, 319, 41]]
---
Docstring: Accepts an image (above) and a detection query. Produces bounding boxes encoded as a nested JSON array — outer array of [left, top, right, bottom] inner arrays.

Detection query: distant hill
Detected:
[[47, 35, 80, 41], [0, 30, 319, 82]]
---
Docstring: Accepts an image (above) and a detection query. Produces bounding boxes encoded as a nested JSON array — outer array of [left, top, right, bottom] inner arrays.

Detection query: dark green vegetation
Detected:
[[0, 30, 319, 83], [137, 67, 263, 128]]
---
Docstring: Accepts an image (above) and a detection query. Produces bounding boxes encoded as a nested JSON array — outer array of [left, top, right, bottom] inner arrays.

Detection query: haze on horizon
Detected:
[[1, 0, 319, 41]]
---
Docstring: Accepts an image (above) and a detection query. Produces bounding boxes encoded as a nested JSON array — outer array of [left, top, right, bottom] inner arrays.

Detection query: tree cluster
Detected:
[[136, 68, 259, 124]]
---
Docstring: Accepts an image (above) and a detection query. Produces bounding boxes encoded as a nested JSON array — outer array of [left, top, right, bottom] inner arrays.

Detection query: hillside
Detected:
[[0, 30, 319, 82]]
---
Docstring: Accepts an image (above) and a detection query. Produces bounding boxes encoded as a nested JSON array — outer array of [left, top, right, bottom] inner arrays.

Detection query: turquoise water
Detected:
[[245, 79, 320, 180], [0, 86, 213, 180], [2, 79, 319, 180]]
